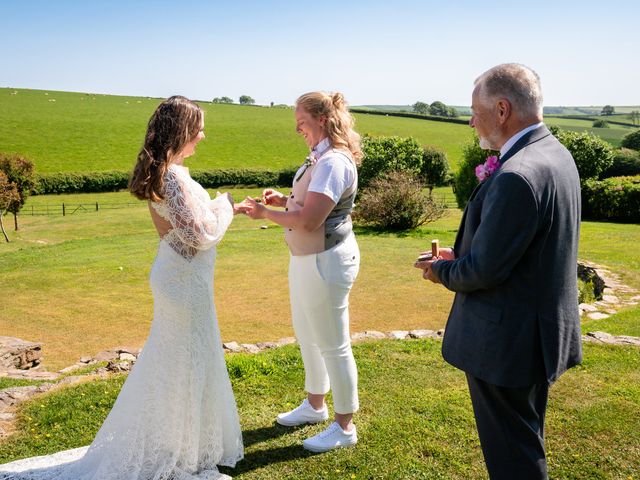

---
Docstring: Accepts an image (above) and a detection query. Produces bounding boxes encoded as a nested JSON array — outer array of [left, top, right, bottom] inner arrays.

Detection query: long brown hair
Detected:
[[129, 96, 204, 201], [295, 91, 362, 164]]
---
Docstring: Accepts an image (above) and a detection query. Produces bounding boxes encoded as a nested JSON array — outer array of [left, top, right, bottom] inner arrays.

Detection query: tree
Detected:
[[0, 172, 19, 242], [428, 101, 449, 117], [0, 153, 36, 230], [630, 110, 640, 126], [446, 106, 459, 118], [212, 96, 233, 104], [412, 101, 429, 115], [601, 105, 615, 116], [239, 95, 255, 105], [420, 145, 450, 186]]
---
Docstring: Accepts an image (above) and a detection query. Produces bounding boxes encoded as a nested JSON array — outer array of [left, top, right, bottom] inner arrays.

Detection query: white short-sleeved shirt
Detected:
[[308, 152, 356, 204]]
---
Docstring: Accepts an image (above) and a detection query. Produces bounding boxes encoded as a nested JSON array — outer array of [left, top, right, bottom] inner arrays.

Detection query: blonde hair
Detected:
[[129, 96, 203, 202], [295, 91, 362, 164]]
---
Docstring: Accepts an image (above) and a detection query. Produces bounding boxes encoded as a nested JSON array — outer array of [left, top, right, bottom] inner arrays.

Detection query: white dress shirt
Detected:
[[500, 122, 544, 158]]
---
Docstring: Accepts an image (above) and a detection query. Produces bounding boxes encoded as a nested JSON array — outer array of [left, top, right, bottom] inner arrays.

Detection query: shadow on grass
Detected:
[[241, 423, 292, 448], [220, 423, 317, 475]]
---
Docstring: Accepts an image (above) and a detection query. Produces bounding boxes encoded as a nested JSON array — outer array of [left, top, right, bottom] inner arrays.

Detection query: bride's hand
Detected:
[[242, 196, 267, 220]]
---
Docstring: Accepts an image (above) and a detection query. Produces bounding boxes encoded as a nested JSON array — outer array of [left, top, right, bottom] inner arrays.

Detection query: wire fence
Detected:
[[24, 191, 458, 217], [25, 202, 141, 216]]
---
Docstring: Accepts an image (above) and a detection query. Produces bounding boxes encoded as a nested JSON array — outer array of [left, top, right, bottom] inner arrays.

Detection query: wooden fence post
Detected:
[[62, 203, 65, 216]]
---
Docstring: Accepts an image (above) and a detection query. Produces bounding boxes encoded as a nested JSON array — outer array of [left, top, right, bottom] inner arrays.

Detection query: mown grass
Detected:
[[0, 340, 638, 479], [0, 187, 460, 370], [0, 88, 472, 173], [583, 305, 640, 337], [1, 188, 638, 371]]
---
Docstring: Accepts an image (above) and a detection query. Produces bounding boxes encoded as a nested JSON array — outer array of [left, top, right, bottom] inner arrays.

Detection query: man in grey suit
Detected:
[[415, 63, 582, 479]]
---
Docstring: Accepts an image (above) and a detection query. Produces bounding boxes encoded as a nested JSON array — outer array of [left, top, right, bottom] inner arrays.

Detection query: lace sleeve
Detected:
[[163, 169, 233, 250]]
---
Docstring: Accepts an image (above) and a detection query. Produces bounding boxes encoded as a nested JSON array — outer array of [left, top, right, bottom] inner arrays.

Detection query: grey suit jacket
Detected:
[[432, 125, 582, 388]]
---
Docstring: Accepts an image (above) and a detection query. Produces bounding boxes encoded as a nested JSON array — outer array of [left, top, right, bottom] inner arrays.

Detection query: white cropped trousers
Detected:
[[288, 233, 360, 414]]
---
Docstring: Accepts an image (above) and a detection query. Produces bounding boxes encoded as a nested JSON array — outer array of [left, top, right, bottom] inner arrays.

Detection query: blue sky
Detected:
[[2, 0, 638, 106]]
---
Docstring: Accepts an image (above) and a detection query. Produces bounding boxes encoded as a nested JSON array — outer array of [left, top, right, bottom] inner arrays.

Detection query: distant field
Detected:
[[543, 116, 637, 147], [455, 114, 637, 148], [0, 88, 472, 173]]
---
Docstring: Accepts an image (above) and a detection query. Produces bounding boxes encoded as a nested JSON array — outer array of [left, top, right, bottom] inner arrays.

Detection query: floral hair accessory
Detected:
[[475, 155, 500, 182]]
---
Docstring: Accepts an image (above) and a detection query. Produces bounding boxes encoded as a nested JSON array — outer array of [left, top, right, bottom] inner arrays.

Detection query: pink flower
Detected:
[[475, 155, 500, 182]]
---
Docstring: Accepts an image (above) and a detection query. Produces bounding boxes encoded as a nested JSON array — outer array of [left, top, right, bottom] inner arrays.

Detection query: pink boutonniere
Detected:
[[475, 155, 500, 182]]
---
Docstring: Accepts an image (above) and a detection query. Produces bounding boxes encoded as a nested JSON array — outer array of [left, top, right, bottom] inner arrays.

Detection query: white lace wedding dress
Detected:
[[0, 164, 243, 479]]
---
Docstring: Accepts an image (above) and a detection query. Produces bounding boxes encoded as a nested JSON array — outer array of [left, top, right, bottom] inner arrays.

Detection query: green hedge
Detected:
[[34, 168, 298, 195], [191, 168, 296, 189], [582, 175, 640, 222], [349, 108, 469, 125], [34, 171, 130, 194]]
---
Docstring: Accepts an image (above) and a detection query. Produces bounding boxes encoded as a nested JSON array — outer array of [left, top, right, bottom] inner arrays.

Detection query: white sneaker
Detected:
[[276, 399, 329, 426], [302, 422, 357, 453]]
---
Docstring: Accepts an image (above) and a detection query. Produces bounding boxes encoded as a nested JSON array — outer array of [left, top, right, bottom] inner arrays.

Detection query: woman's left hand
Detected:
[[242, 196, 267, 219]]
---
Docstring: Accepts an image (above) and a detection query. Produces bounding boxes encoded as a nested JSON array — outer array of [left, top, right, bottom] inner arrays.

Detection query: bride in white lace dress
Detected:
[[0, 96, 244, 480]]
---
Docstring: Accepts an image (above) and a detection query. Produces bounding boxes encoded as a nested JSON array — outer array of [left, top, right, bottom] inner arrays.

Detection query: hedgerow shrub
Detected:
[[355, 170, 446, 231], [554, 129, 614, 181], [191, 168, 296, 189], [33, 168, 298, 195], [621, 129, 640, 151], [600, 149, 640, 179], [581, 175, 640, 222], [359, 135, 423, 187], [34, 171, 129, 194]]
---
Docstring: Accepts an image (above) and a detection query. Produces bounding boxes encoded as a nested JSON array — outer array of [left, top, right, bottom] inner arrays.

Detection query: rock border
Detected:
[[3, 325, 639, 438]]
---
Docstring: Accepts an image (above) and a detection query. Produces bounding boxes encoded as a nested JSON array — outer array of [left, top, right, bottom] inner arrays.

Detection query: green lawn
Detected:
[[0, 88, 472, 173], [0, 340, 638, 479], [0, 188, 460, 370], [1, 188, 638, 371]]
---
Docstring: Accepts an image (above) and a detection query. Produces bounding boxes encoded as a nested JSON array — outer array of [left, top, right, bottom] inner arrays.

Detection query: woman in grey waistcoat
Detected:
[[242, 91, 361, 453]]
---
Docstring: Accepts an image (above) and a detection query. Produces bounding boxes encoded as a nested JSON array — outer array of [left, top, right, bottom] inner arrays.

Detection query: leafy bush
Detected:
[[554, 129, 614, 181], [355, 170, 446, 231], [600, 148, 640, 179], [578, 279, 596, 304], [419, 145, 450, 186], [359, 135, 423, 187], [453, 135, 498, 209], [581, 175, 640, 222], [621, 129, 640, 151], [592, 119, 609, 128], [34, 168, 298, 195]]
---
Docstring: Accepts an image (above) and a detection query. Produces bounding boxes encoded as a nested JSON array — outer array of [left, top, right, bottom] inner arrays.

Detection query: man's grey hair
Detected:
[[475, 63, 543, 118]]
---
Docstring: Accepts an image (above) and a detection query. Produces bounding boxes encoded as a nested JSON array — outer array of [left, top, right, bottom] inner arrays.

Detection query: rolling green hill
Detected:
[[0, 88, 473, 173]]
